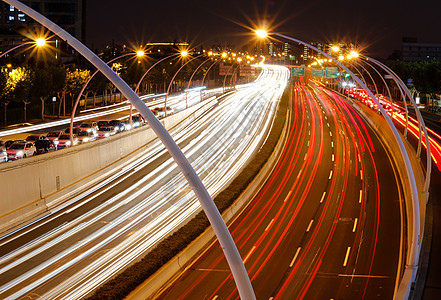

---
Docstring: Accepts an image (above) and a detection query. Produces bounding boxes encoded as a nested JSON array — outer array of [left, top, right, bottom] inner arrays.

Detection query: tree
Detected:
[[0, 68, 10, 127], [32, 66, 54, 121], [8, 67, 33, 122], [66, 69, 90, 112]]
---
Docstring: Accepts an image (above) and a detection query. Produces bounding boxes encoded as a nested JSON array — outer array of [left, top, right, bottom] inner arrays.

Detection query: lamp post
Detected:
[[7, 2, 255, 299], [201, 57, 221, 88], [0, 38, 46, 59], [69, 50, 145, 144], [257, 29, 422, 299], [164, 53, 203, 118], [185, 56, 212, 108]]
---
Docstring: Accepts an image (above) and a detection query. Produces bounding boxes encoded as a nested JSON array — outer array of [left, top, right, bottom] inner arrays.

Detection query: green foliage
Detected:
[[387, 59, 441, 96], [86, 85, 291, 300]]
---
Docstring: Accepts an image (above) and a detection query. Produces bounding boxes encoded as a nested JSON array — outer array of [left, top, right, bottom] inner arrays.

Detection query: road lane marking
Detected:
[[358, 154, 361, 163], [304, 153, 307, 161], [343, 247, 351, 266], [212, 296, 219, 300], [284, 190, 292, 202], [320, 192, 326, 203], [297, 169, 303, 179], [329, 170, 333, 179], [353, 218, 358, 232], [338, 274, 390, 278], [327, 122, 330, 127], [359, 190, 362, 203], [307, 140, 310, 146], [332, 154, 334, 161], [331, 141, 334, 147], [360, 169, 363, 180], [330, 131, 333, 137], [290, 247, 302, 267], [306, 220, 314, 232], [265, 219, 275, 231], [243, 246, 256, 263], [309, 130, 311, 136]]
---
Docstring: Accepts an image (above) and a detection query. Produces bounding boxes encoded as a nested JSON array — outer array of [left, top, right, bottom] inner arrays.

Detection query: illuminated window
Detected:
[[18, 14, 25, 22], [9, 5, 15, 12]]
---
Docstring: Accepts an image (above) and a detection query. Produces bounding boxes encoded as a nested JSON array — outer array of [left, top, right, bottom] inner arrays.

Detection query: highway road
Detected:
[[158, 80, 404, 299], [0, 65, 289, 299]]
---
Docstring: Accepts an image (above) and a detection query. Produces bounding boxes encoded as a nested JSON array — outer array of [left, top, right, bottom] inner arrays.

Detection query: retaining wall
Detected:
[[0, 97, 218, 233]]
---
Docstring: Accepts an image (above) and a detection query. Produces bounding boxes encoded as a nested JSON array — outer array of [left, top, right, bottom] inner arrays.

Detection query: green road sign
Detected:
[[312, 68, 324, 77], [325, 67, 339, 78], [292, 66, 305, 77]]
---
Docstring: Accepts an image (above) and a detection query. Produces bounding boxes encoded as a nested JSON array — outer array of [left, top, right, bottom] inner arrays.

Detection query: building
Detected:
[[402, 37, 441, 62]]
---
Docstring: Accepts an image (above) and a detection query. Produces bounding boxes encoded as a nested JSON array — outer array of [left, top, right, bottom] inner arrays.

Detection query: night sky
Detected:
[[85, 0, 441, 58]]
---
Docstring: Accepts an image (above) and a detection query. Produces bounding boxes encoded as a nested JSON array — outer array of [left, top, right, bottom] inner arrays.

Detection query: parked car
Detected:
[[108, 120, 125, 132], [96, 126, 117, 138], [63, 127, 82, 135], [79, 121, 98, 133], [25, 134, 48, 144], [97, 120, 109, 128], [34, 139, 57, 154], [6, 142, 36, 160], [54, 134, 78, 149], [0, 148, 7, 162], [154, 107, 165, 119], [131, 115, 144, 127], [122, 120, 132, 130], [77, 131, 96, 144], [46, 131, 62, 142], [5, 140, 24, 149], [154, 106, 174, 119]]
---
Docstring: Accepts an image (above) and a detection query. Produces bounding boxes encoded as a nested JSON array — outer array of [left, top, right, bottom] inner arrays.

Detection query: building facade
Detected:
[[402, 38, 441, 62]]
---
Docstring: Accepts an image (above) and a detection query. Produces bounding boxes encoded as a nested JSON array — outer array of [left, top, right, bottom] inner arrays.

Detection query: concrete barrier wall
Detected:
[[350, 99, 426, 299], [0, 97, 217, 233]]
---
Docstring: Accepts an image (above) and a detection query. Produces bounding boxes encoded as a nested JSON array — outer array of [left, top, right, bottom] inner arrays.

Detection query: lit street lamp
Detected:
[[0, 38, 46, 59]]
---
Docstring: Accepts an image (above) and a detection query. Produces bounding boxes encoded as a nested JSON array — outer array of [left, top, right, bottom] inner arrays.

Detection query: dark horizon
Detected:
[[85, 0, 441, 59]]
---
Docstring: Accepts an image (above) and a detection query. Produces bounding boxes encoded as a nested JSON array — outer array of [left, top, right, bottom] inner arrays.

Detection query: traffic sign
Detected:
[[292, 66, 305, 77], [312, 68, 324, 77], [325, 67, 339, 78]]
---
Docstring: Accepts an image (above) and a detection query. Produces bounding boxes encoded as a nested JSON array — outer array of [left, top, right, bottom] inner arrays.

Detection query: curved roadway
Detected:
[[158, 79, 405, 299]]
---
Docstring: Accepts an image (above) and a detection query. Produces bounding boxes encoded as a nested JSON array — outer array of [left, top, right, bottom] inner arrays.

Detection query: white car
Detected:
[[96, 126, 116, 138], [77, 131, 96, 144], [6, 142, 36, 160], [54, 134, 78, 149]]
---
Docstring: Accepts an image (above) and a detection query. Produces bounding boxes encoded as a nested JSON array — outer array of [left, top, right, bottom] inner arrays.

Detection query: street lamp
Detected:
[[185, 56, 213, 108], [0, 37, 46, 59], [164, 54, 203, 118], [69, 50, 145, 144], [256, 29, 423, 299]]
